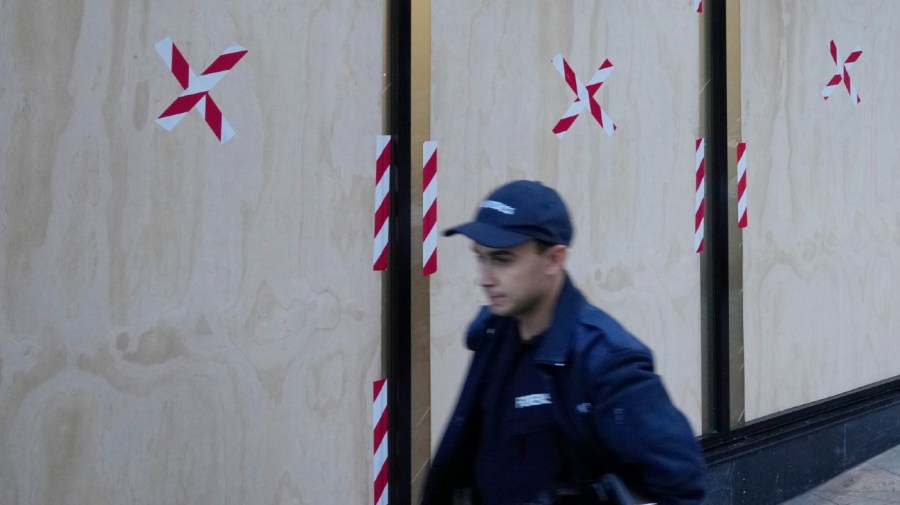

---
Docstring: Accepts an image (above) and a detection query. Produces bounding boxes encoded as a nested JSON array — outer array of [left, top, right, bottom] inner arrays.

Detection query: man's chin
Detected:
[[487, 304, 511, 316]]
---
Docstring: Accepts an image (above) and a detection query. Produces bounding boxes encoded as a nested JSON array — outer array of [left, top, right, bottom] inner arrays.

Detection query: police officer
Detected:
[[420, 180, 706, 505]]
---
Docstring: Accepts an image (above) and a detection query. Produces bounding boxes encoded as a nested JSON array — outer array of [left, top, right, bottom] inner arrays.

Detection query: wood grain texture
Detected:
[[740, 1, 900, 420], [0, 0, 386, 503]]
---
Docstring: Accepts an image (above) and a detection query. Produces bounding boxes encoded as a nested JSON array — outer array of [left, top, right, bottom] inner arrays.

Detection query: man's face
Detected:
[[472, 241, 557, 319]]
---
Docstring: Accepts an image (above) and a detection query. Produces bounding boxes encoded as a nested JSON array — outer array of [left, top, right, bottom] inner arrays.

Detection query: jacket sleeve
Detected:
[[420, 308, 495, 505], [420, 369, 480, 505], [586, 349, 707, 505]]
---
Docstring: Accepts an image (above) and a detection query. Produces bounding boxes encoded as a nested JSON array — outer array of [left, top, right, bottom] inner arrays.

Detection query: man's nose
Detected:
[[479, 264, 495, 287]]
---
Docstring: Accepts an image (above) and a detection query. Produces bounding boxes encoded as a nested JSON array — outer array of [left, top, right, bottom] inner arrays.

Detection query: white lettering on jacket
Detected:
[[515, 393, 552, 408]]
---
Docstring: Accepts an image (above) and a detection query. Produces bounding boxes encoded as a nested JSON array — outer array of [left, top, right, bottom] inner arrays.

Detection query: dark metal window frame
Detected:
[[387, 0, 412, 503]]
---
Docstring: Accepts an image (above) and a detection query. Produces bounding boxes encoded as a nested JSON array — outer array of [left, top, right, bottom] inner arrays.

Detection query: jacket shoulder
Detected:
[[575, 303, 652, 358]]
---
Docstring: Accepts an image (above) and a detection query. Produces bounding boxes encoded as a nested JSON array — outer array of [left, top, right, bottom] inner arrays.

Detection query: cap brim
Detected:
[[443, 221, 533, 248]]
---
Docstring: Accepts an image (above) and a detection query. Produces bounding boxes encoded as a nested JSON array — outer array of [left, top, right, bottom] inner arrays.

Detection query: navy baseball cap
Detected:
[[443, 180, 573, 248]]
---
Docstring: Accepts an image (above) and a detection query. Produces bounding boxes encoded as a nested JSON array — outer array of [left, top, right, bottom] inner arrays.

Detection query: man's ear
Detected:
[[545, 244, 568, 273]]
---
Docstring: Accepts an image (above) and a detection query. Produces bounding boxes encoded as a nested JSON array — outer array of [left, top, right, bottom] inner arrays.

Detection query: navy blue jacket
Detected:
[[420, 277, 707, 505]]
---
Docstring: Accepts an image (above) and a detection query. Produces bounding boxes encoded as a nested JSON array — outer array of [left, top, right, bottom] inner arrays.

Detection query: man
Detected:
[[420, 180, 706, 505]]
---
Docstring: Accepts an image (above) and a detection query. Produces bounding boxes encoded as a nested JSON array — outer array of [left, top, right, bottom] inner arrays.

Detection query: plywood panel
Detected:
[[0, 1, 386, 503], [740, 1, 900, 420], [429, 0, 705, 443]]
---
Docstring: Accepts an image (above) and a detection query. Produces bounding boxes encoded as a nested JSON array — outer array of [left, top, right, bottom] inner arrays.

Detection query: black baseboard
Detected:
[[702, 381, 900, 504]]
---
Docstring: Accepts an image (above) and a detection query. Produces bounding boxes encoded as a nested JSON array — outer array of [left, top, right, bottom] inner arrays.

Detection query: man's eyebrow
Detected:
[[487, 250, 515, 259], [471, 247, 515, 258]]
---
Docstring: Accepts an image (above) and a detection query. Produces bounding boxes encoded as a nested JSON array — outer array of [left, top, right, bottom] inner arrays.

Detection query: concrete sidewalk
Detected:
[[780, 444, 900, 504]]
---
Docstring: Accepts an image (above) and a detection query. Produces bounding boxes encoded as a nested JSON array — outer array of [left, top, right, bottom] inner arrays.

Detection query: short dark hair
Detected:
[[534, 240, 556, 253]]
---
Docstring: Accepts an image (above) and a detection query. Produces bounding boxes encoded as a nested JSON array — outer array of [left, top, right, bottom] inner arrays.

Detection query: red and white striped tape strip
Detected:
[[422, 141, 438, 277], [373, 379, 388, 505], [695, 138, 705, 253], [693, 0, 702, 13], [374, 136, 392, 271], [737, 142, 748, 228], [155, 37, 247, 143], [551, 54, 616, 138], [822, 40, 862, 104]]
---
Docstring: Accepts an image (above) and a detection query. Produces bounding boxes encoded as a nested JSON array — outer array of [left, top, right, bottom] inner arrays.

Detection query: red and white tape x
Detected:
[[374, 136, 392, 271], [821, 40, 862, 104], [693, 0, 702, 13], [551, 54, 617, 138], [373, 379, 388, 505], [422, 141, 438, 277], [155, 37, 247, 143]]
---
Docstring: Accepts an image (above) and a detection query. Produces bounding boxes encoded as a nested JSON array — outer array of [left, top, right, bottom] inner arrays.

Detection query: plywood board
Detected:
[[740, 1, 900, 420], [429, 0, 705, 442], [0, 1, 386, 503]]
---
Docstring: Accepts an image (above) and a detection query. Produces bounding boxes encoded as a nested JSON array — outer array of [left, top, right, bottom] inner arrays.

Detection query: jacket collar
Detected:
[[534, 274, 584, 367]]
